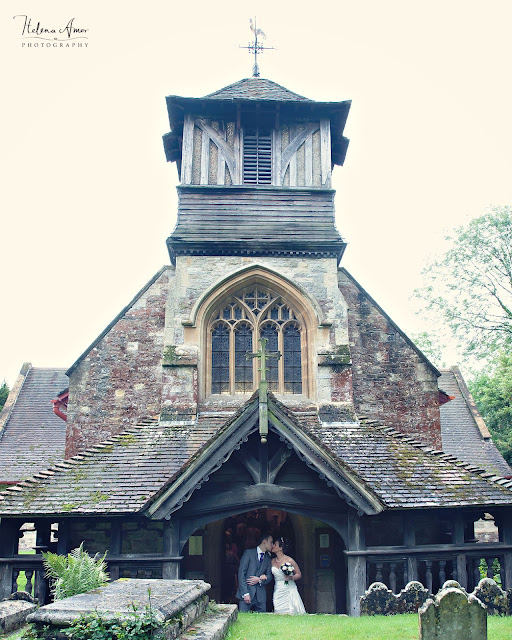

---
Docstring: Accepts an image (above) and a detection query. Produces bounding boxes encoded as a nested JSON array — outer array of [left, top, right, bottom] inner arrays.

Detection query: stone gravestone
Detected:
[[419, 582, 487, 640], [360, 582, 396, 615], [0, 597, 37, 634], [472, 578, 509, 615], [27, 578, 237, 640]]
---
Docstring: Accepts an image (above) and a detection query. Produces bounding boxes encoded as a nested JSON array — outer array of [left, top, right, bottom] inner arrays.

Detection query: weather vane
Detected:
[[239, 18, 275, 78]]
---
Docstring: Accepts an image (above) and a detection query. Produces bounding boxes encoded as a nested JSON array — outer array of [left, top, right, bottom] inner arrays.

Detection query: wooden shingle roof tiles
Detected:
[[202, 77, 312, 102], [1, 394, 512, 517], [0, 367, 68, 484], [439, 368, 512, 477]]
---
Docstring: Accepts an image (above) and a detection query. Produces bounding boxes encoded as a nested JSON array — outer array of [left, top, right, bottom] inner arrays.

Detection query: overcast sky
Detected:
[[2, 0, 512, 386]]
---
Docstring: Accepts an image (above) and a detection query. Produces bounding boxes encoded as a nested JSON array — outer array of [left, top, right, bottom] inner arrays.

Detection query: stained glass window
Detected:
[[209, 286, 304, 395], [283, 324, 302, 394], [211, 324, 230, 394], [234, 323, 253, 393]]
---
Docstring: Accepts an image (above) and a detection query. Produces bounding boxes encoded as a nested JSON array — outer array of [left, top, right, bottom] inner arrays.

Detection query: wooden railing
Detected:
[[0, 554, 182, 601], [365, 548, 506, 594]]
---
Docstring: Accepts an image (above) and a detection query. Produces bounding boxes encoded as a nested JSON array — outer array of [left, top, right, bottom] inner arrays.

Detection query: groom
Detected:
[[236, 533, 273, 612]]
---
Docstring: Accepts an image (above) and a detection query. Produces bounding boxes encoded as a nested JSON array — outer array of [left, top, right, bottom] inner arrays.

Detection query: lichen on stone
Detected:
[[162, 345, 178, 365]]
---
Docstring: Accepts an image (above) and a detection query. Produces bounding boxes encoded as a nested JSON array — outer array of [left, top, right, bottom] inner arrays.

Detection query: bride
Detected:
[[271, 537, 306, 614]]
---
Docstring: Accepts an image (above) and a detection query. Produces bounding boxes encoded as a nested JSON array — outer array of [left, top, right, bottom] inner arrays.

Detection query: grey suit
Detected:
[[236, 547, 273, 611]]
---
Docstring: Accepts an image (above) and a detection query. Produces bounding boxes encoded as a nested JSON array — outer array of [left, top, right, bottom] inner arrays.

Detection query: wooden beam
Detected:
[[320, 118, 331, 186], [200, 129, 209, 185], [181, 114, 194, 184], [238, 453, 260, 484], [280, 122, 319, 185], [195, 119, 236, 183], [268, 447, 292, 484], [178, 483, 341, 518]]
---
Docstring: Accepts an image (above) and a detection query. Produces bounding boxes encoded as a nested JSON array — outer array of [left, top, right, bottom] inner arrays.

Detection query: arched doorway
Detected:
[[181, 510, 346, 613]]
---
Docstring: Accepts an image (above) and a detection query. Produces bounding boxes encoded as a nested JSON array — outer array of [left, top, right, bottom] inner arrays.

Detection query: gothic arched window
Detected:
[[209, 286, 303, 395]]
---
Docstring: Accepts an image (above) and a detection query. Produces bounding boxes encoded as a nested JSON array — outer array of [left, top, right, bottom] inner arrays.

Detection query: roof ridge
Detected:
[[0, 416, 161, 500], [0, 363, 32, 438], [358, 414, 512, 491], [202, 77, 312, 102]]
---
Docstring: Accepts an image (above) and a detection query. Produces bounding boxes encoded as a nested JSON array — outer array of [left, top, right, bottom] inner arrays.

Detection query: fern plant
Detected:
[[43, 543, 109, 600]]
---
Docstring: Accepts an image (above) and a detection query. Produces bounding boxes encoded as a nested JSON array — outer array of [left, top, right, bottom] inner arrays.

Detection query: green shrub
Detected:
[[64, 602, 160, 640], [43, 543, 109, 600]]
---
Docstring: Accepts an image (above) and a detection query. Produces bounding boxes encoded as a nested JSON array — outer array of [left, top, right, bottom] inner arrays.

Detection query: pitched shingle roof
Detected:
[[277, 397, 512, 509], [0, 367, 68, 483], [0, 415, 222, 516], [439, 367, 512, 477], [2, 395, 512, 516], [303, 414, 512, 508], [203, 78, 312, 102]]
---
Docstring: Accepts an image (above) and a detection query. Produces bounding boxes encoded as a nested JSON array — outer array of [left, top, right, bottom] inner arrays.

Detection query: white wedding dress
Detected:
[[272, 566, 306, 614]]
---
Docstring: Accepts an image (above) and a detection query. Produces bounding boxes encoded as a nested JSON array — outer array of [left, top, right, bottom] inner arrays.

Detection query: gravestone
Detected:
[[27, 579, 237, 640], [0, 598, 37, 633], [396, 581, 430, 613], [360, 582, 396, 615], [419, 582, 487, 640], [472, 578, 508, 615]]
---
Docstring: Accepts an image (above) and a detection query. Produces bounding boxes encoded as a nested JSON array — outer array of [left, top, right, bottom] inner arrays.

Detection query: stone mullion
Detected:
[[300, 325, 307, 397], [229, 326, 235, 395], [278, 328, 285, 394]]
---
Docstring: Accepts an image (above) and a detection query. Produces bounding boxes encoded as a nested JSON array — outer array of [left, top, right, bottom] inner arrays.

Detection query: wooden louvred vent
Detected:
[[243, 128, 272, 184]]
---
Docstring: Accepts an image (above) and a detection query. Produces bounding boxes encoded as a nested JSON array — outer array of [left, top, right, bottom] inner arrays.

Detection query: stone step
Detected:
[[180, 604, 238, 640]]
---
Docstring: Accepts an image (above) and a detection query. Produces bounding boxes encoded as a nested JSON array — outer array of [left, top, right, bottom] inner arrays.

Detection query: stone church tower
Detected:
[[65, 76, 441, 456]]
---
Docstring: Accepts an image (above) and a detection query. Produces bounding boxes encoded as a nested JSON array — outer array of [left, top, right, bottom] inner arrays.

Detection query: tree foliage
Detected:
[[0, 380, 9, 411], [469, 350, 512, 466], [411, 331, 446, 369], [43, 543, 109, 600], [416, 206, 512, 358]]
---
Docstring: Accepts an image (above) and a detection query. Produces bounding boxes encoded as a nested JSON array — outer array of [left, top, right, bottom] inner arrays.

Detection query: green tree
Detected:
[[469, 350, 512, 466], [415, 205, 512, 358], [0, 380, 9, 411], [411, 331, 446, 369]]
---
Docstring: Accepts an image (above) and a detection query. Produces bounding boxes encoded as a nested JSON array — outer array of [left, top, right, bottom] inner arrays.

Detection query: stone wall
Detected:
[[65, 268, 173, 457], [338, 269, 442, 449], [167, 255, 351, 409]]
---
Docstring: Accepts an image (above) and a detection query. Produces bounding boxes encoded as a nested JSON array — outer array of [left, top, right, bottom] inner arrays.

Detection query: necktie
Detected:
[[259, 552, 263, 563]]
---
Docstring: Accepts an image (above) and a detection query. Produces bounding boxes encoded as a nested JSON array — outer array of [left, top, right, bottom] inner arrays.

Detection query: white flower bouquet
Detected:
[[280, 561, 295, 585]]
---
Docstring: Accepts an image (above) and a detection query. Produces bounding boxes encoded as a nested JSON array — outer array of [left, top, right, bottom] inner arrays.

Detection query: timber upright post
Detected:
[[247, 338, 281, 444]]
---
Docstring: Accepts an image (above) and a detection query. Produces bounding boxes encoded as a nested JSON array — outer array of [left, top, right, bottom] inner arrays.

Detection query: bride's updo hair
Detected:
[[275, 536, 291, 555]]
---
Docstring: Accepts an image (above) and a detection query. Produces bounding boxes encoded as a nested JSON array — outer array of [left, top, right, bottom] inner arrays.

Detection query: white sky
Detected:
[[2, 0, 512, 387]]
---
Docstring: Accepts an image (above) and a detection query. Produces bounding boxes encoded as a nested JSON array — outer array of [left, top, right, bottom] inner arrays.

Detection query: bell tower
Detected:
[[162, 77, 351, 264]]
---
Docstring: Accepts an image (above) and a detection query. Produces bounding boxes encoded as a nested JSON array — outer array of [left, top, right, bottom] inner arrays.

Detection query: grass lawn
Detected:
[[16, 548, 36, 594], [225, 612, 512, 640]]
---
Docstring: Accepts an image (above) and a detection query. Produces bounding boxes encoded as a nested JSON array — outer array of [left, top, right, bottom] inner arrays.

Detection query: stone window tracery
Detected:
[[209, 286, 303, 395]]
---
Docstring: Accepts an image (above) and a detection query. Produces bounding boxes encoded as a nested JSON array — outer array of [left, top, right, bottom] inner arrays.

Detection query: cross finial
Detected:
[[246, 337, 281, 382], [239, 18, 275, 77], [247, 338, 281, 443]]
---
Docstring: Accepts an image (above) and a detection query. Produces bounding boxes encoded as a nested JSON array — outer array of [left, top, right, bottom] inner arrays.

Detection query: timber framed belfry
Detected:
[[1, 75, 512, 616]]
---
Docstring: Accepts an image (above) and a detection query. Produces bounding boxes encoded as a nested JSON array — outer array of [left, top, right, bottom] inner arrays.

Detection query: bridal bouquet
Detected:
[[280, 561, 295, 585]]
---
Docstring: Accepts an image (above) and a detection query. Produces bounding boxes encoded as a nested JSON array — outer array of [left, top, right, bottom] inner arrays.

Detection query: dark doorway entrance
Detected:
[[181, 511, 346, 613], [220, 508, 295, 606]]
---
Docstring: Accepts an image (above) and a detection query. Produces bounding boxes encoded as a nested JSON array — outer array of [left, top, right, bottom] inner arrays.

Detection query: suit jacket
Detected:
[[236, 547, 273, 602]]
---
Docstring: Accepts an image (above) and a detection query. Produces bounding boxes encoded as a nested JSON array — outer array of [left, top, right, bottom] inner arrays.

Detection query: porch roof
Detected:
[[1, 395, 512, 517]]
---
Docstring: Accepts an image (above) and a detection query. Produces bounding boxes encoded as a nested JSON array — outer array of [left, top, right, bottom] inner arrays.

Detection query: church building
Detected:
[[1, 74, 512, 616]]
